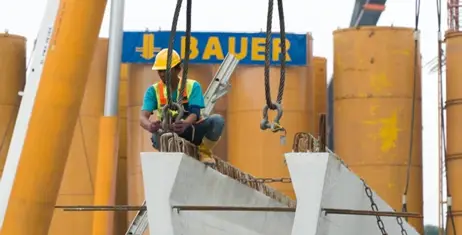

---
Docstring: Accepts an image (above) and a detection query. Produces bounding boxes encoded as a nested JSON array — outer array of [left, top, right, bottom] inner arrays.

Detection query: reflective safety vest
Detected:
[[153, 79, 197, 120]]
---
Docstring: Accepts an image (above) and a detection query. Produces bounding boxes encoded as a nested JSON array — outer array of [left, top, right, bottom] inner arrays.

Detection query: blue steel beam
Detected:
[[349, 0, 387, 27]]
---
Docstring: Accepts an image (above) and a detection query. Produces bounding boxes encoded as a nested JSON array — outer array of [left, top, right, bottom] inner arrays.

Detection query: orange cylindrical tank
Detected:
[[114, 63, 129, 234], [49, 38, 108, 235], [445, 31, 462, 235], [0, 34, 26, 176], [333, 27, 423, 232], [312, 57, 327, 137], [227, 34, 313, 199]]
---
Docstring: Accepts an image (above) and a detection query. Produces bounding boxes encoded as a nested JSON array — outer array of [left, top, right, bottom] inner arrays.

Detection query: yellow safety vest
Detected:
[[153, 79, 196, 120]]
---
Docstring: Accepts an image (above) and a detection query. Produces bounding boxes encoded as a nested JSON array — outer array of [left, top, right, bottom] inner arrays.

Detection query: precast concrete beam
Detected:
[[140, 152, 294, 235], [285, 152, 419, 235]]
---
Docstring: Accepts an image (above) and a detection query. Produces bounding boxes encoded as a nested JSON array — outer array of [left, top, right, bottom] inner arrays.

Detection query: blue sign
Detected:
[[122, 31, 307, 66]]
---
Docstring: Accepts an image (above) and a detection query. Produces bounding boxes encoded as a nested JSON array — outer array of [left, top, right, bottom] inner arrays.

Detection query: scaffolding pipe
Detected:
[[55, 205, 422, 218], [103, 0, 125, 116]]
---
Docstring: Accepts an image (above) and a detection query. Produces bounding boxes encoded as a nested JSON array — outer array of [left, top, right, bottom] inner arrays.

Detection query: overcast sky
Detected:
[[0, 0, 446, 226]]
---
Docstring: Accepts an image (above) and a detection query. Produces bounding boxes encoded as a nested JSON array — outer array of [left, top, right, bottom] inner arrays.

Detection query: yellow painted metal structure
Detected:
[[92, 116, 119, 235], [227, 34, 313, 199], [333, 27, 423, 232], [445, 31, 462, 234], [49, 38, 108, 235], [0, 34, 25, 176], [114, 64, 129, 233], [313, 56, 327, 137], [0, 0, 108, 233]]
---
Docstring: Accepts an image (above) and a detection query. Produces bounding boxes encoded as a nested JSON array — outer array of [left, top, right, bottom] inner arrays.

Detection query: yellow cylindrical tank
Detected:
[[0, 34, 26, 176], [445, 31, 462, 234], [227, 35, 313, 199], [333, 27, 423, 232], [49, 38, 108, 235], [114, 64, 129, 234], [313, 57, 327, 137]]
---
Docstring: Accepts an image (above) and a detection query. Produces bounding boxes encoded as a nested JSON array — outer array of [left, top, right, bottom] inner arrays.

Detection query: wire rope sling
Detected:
[[160, 0, 193, 136], [259, 0, 288, 144]]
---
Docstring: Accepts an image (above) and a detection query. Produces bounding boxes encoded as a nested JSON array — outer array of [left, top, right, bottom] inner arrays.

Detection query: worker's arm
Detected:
[[140, 86, 158, 131], [183, 81, 205, 125]]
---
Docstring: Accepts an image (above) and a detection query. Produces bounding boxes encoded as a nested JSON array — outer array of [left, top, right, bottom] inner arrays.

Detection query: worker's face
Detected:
[[157, 67, 181, 83]]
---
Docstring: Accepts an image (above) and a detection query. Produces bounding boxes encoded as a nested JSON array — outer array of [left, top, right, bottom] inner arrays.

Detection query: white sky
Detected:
[[0, 0, 447, 226]]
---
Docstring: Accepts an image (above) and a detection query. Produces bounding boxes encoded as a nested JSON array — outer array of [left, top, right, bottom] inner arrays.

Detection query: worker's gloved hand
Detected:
[[172, 120, 191, 134], [148, 120, 161, 133]]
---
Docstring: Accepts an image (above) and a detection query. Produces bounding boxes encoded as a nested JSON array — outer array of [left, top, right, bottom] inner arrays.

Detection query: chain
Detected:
[[240, 177, 292, 184], [396, 216, 408, 235], [362, 179, 387, 235]]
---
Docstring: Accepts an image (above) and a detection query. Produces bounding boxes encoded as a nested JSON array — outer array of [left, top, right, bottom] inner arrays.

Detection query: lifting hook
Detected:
[[161, 103, 184, 131]]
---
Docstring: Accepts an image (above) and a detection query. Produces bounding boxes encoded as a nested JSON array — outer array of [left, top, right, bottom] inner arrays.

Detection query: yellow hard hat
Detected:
[[152, 48, 181, 70]]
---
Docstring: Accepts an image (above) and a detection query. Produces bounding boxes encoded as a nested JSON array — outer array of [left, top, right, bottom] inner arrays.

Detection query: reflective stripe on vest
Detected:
[[153, 79, 196, 119]]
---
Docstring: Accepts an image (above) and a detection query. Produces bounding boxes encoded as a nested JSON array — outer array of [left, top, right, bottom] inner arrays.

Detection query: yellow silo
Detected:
[[313, 56, 327, 137], [333, 27, 423, 232], [445, 31, 462, 235], [227, 34, 313, 199], [49, 38, 108, 235], [0, 34, 25, 176]]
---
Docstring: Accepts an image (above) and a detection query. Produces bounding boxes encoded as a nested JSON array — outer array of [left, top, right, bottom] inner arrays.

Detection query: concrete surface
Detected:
[[140, 152, 294, 235], [285, 152, 419, 235]]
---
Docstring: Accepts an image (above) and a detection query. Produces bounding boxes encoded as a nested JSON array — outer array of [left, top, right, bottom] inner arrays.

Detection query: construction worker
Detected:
[[139, 48, 225, 165]]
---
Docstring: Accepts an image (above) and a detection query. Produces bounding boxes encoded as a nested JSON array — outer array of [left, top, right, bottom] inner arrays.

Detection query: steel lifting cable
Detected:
[[161, 0, 191, 131], [260, 0, 287, 134], [436, 0, 457, 233], [178, 0, 192, 104], [402, 0, 421, 217]]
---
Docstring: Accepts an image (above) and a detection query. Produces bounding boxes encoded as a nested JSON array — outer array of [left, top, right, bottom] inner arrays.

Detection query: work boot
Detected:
[[198, 137, 219, 167]]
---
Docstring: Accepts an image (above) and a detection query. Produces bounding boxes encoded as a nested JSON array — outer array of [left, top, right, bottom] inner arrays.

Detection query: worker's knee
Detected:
[[204, 114, 225, 141]]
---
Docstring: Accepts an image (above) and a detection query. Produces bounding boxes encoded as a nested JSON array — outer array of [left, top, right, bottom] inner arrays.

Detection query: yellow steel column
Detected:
[[0, 34, 25, 176], [0, 0, 107, 234], [114, 64, 129, 234], [49, 38, 108, 235], [92, 116, 119, 235], [445, 31, 462, 235]]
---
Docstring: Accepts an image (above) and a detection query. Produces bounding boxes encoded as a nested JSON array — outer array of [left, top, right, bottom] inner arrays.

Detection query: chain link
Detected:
[[362, 179, 388, 235], [396, 216, 408, 235]]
